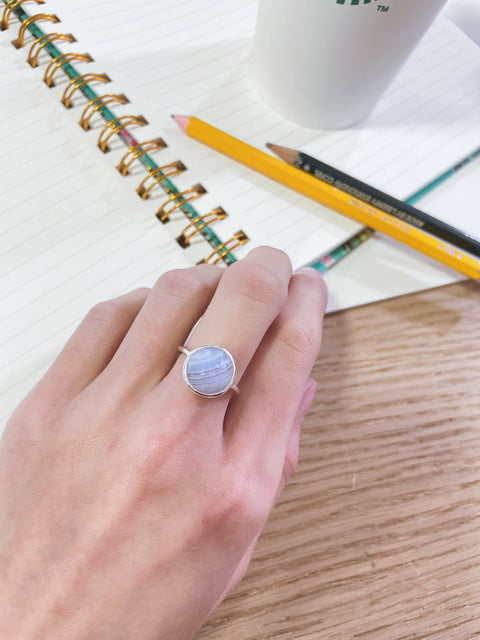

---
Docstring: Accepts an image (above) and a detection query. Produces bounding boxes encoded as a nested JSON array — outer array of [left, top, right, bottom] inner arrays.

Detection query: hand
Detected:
[[0, 246, 327, 640]]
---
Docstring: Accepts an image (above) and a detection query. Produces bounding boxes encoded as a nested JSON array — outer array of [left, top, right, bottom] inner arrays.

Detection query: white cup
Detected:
[[251, 0, 448, 130]]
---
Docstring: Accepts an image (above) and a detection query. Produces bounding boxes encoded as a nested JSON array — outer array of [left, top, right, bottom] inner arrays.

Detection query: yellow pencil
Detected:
[[173, 115, 480, 280]]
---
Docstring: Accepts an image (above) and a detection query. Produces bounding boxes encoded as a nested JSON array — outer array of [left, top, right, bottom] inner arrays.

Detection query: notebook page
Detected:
[[0, 38, 193, 431], [43, 0, 364, 268], [49, 0, 480, 243]]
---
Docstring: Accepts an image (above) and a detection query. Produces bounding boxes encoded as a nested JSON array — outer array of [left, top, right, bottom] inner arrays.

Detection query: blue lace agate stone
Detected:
[[183, 345, 235, 397]]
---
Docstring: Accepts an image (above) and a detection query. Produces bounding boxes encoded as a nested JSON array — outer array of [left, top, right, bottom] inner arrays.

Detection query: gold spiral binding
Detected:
[[176, 208, 228, 248], [1, 0, 44, 31], [61, 73, 111, 108], [156, 184, 206, 223], [97, 114, 148, 153], [0, 5, 246, 264], [12, 13, 59, 48], [79, 94, 129, 130], [27, 32, 76, 67], [43, 52, 93, 87], [136, 161, 186, 198], [116, 138, 167, 176], [197, 231, 249, 265]]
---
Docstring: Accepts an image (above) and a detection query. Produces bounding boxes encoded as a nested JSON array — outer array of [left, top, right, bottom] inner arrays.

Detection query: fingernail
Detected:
[[297, 377, 318, 423]]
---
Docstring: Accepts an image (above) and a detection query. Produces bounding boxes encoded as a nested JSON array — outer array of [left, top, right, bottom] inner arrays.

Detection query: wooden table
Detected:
[[198, 281, 480, 640]]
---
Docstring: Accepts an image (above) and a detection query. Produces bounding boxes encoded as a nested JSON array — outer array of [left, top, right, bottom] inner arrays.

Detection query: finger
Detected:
[[28, 288, 149, 416], [162, 246, 292, 405], [224, 268, 327, 489], [210, 378, 318, 613], [280, 377, 318, 488], [101, 264, 223, 395]]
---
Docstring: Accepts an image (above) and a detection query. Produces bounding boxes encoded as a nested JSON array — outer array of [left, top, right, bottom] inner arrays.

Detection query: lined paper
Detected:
[[48, 0, 480, 236], [1, 0, 480, 431], [0, 41, 190, 428]]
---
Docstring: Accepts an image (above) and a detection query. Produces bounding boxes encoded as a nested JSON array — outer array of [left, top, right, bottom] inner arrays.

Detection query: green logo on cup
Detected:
[[336, 0, 377, 4], [336, 0, 389, 10]]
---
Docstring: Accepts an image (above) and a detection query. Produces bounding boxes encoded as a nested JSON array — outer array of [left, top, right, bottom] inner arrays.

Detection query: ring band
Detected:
[[178, 345, 239, 397]]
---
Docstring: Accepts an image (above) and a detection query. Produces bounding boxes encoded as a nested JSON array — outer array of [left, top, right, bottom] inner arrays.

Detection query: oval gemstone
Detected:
[[184, 346, 235, 397]]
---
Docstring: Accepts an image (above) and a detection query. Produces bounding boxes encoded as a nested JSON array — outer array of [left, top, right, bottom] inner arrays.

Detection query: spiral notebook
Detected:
[[1, 0, 480, 429]]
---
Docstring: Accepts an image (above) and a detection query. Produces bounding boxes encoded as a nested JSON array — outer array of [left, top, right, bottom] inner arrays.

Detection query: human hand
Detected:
[[0, 246, 327, 640]]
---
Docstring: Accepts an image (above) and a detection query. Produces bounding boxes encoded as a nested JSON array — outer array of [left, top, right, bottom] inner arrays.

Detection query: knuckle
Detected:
[[155, 268, 214, 303], [293, 270, 328, 309], [132, 286, 151, 299], [211, 473, 265, 533], [4, 390, 52, 445], [235, 262, 287, 308], [194, 262, 224, 281], [86, 299, 127, 330], [276, 320, 318, 366], [250, 246, 292, 270]]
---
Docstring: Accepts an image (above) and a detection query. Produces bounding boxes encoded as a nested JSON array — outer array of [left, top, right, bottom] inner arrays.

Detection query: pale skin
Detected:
[[0, 246, 327, 640]]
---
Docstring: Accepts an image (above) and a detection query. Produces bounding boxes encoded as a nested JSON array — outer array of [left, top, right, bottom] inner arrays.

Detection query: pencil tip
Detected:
[[265, 142, 272, 149], [266, 143, 297, 164], [171, 115, 190, 132]]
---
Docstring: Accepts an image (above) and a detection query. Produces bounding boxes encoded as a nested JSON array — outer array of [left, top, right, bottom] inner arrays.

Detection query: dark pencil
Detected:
[[267, 143, 480, 258]]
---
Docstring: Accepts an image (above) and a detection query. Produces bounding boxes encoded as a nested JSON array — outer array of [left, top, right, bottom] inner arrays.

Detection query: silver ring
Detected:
[[178, 345, 239, 397]]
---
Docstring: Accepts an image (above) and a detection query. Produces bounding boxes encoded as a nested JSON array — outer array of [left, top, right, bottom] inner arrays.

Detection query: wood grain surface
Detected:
[[198, 281, 480, 640]]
